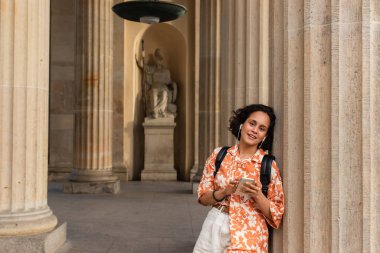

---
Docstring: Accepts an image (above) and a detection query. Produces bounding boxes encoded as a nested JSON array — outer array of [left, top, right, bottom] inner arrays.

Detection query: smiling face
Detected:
[[240, 111, 270, 148]]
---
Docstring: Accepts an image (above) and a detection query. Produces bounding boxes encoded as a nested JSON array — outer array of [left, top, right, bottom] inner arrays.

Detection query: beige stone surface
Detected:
[[305, 1, 331, 251], [0, 222, 66, 253], [67, 0, 119, 192], [367, 12, 380, 252], [141, 118, 177, 181], [304, 3, 332, 252], [0, 0, 59, 237], [112, 5, 127, 181], [283, 2, 305, 253], [197, 0, 222, 175], [49, 0, 77, 181], [194, 1, 272, 169], [49, 129, 74, 166], [277, 0, 380, 252], [63, 181, 120, 194], [269, 1, 285, 251], [190, 0, 201, 180]]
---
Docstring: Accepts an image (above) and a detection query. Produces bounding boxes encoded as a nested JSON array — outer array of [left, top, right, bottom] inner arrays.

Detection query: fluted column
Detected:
[[64, 0, 119, 194], [195, 0, 379, 252], [283, 0, 305, 252], [193, 0, 221, 183], [304, 0, 332, 252], [331, 1, 364, 251], [193, 0, 272, 199], [190, 0, 201, 180], [281, 0, 380, 252], [0, 0, 58, 236], [220, 0, 263, 144], [194, 0, 265, 183], [362, 1, 380, 251], [269, 0, 285, 251]]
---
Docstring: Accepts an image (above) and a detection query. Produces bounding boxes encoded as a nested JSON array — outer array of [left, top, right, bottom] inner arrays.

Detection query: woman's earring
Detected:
[[258, 136, 267, 149], [236, 124, 243, 144]]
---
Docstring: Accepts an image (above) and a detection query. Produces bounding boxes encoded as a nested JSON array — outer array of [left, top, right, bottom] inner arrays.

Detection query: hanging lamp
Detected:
[[112, 0, 187, 24]]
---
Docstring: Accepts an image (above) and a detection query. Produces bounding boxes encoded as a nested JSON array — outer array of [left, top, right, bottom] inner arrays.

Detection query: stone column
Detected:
[[269, 0, 285, 251], [0, 0, 66, 251], [219, 0, 265, 143], [190, 0, 201, 182], [64, 0, 119, 194], [282, 0, 305, 252], [193, 0, 265, 179], [331, 1, 364, 252], [304, 0, 332, 251], [362, 1, 380, 251], [280, 0, 380, 252], [112, 7, 127, 181], [200, 0, 221, 165], [192, 0, 222, 184]]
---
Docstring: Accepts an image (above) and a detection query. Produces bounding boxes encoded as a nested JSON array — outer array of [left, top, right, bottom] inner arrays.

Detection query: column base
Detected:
[[0, 222, 67, 253], [141, 170, 177, 181], [0, 208, 57, 236], [112, 165, 129, 181], [68, 170, 118, 182], [191, 170, 202, 195], [190, 163, 199, 180], [63, 180, 120, 194], [192, 182, 199, 195]]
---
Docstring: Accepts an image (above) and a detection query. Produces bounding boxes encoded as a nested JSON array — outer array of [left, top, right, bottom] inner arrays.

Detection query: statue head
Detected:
[[154, 48, 165, 68]]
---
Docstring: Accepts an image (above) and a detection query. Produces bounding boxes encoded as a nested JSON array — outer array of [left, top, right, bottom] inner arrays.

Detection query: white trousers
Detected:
[[193, 207, 231, 253]]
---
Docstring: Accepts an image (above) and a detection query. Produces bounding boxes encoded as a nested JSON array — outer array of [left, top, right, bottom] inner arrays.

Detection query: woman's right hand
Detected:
[[221, 179, 240, 196], [199, 179, 240, 206]]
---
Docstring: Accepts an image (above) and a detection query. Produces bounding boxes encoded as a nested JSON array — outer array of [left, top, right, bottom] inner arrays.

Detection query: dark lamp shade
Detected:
[[112, 1, 187, 23]]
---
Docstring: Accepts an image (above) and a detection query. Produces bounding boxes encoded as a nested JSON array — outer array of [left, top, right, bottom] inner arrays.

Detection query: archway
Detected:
[[132, 23, 188, 180]]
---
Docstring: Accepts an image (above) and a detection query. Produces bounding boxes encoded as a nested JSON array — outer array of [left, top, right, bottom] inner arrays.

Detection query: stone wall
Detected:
[[48, 0, 76, 180]]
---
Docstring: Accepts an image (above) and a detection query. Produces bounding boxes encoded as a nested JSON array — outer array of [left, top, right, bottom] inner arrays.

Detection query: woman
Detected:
[[193, 104, 285, 253]]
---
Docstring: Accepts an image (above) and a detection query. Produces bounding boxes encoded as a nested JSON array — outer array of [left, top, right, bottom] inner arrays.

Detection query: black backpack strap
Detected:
[[260, 154, 275, 197], [214, 146, 230, 177], [260, 154, 276, 251]]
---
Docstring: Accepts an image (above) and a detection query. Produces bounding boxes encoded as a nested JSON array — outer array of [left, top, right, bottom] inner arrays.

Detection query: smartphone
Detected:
[[236, 177, 255, 193]]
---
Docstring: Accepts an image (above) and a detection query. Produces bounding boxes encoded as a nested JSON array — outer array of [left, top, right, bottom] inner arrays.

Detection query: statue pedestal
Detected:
[[141, 117, 177, 181]]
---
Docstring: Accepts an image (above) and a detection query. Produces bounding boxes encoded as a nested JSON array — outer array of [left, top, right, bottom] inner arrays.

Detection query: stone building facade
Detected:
[[0, 0, 379, 252]]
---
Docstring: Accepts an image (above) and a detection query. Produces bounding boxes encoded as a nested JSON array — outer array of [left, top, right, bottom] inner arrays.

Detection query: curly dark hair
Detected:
[[229, 104, 276, 153]]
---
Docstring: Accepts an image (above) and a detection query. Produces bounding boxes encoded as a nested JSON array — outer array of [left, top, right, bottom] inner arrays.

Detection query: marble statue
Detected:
[[137, 48, 177, 119]]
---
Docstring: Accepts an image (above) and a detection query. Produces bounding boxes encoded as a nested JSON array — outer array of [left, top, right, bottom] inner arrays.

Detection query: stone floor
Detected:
[[49, 181, 209, 253]]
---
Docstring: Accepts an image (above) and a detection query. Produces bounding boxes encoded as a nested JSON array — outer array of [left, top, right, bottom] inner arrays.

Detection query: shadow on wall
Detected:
[[132, 89, 145, 181]]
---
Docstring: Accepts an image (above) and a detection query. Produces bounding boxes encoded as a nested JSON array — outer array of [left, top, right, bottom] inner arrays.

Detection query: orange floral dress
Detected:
[[198, 145, 285, 253]]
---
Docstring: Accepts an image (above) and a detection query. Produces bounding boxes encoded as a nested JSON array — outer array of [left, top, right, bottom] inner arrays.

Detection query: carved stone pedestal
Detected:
[[141, 117, 177, 181]]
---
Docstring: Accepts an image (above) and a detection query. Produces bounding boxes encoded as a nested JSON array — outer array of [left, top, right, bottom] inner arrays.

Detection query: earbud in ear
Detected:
[[237, 124, 243, 141], [259, 136, 267, 149]]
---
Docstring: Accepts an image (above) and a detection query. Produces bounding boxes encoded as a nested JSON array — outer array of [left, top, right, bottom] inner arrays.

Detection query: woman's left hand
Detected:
[[241, 179, 272, 220], [241, 180, 265, 200]]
